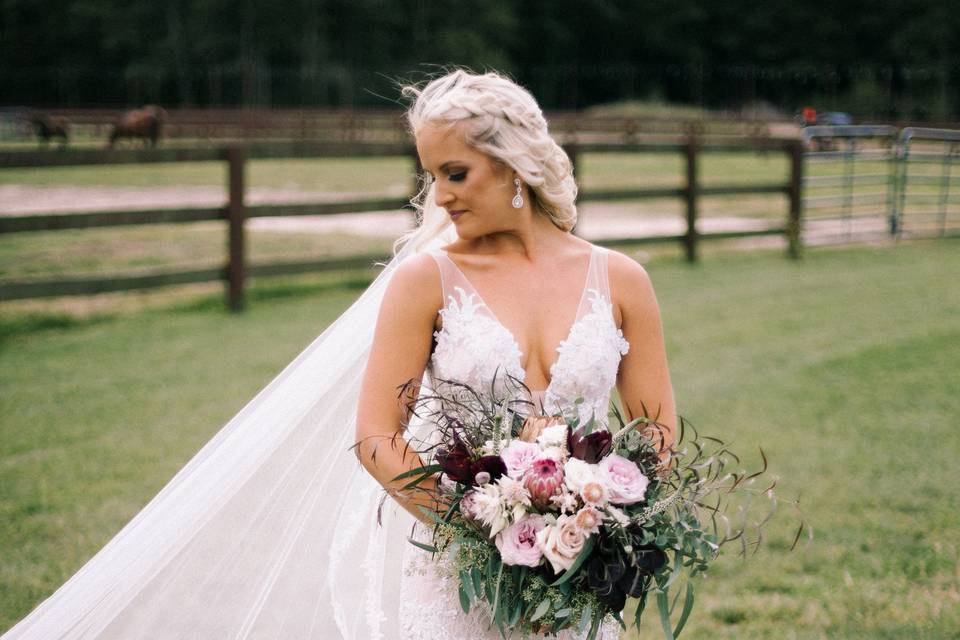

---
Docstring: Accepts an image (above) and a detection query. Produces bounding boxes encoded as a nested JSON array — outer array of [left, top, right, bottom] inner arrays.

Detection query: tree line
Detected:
[[3, 0, 958, 119]]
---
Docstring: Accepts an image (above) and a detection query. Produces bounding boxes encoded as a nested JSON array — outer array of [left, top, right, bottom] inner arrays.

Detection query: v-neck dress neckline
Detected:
[[435, 245, 596, 395]]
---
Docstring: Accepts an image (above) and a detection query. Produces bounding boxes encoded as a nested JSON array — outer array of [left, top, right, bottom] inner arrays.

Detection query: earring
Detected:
[[512, 178, 524, 209]]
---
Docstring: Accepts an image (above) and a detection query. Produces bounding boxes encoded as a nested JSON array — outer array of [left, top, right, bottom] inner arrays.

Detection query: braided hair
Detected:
[[394, 69, 578, 255]]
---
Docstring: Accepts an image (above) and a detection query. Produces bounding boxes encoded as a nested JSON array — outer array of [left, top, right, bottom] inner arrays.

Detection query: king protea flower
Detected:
[[524, 458, 565, 510]]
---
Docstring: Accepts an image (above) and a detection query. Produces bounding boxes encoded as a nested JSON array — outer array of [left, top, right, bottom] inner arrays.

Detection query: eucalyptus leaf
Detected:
[[459, 570, 475, 602], [531, 598, 551, 622], [406, 538, 438, 554], [656, 590, 676, 640], [459, 584, 471, 614], [672, 581, 695, 638], [579, 604, 593, 634]]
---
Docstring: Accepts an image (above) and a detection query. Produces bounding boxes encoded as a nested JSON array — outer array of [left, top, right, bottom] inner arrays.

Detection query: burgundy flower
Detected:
[[567, 426, 613, 464], [524, 458, 565, 510], [470, 455, 507, 485], [436, 436, 472, 484]]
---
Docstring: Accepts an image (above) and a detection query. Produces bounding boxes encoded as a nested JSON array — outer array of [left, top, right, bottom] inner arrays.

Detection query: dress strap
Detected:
[[424, 248, 478, 310], [592, 245, 612, 301]]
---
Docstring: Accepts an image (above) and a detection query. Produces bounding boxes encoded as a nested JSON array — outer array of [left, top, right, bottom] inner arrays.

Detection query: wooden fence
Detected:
[[8, 107, 791, 145], [0, 137, 804, 310]]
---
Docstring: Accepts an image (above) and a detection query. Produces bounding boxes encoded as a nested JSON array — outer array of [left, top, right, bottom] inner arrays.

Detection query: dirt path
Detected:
[[0, 184, 894, 247]]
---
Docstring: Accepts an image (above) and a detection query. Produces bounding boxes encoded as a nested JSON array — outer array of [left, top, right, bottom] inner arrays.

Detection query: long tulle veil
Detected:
[[2, 211, 459, 639]]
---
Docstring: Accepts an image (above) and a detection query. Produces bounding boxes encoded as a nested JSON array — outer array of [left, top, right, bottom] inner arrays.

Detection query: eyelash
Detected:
[[427, 171, 467, 183]]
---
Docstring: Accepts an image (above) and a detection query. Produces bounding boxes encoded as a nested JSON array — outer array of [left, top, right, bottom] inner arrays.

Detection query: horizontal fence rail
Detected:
[[2, 134, 806, 310], [4, 107, 795, 146]]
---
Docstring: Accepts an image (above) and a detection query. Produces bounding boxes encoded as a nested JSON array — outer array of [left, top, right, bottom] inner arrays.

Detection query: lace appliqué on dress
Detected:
[[431, 285, 525, 398]]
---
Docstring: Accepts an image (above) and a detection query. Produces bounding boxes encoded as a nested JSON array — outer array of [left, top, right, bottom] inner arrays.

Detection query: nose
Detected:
[[433, 181, 454, 208]]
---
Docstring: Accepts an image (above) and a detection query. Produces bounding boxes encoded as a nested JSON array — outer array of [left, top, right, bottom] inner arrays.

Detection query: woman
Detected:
[[1, 70, 674, 640], [355, 70, 676, 638]]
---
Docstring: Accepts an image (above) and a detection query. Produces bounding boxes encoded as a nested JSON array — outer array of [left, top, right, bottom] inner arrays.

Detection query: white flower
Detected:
[[579, 481, 609, 506], [537, 424, 568, 450], [574, 506, 602, 535], [604, 505, 632, 527], [563, 457, 599, 493], [472, 483, 509, 537], [550, 489, 578, 514], [497, 475, 533, 522]]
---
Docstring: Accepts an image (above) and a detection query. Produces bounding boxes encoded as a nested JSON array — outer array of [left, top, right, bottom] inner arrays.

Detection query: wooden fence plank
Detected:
[[0, 208, 225, 233], [0, 268, 224, 301], [226, 146, 246, 312]]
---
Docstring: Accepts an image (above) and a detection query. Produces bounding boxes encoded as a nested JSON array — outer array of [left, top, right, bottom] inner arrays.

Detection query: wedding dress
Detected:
[[1, 226, 630, 640], [397, 244, 630, 639]]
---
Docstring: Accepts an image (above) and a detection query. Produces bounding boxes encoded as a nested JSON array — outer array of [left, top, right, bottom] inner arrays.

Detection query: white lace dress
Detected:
[[398, 244, 630, 640]]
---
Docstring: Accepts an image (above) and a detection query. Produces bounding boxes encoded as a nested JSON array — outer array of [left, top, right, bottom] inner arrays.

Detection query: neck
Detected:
[[467, 208, 570, 261]]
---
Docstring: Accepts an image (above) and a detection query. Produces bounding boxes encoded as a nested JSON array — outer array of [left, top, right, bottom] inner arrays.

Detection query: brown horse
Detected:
[[29, 113, 70, 146], [108, 105, 168, 148]]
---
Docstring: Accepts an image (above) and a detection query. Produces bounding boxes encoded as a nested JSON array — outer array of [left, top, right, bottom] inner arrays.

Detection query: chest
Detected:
[[425, 246, 630, 407]]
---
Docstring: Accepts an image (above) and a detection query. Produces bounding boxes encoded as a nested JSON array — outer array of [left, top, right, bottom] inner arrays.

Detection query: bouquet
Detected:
[[390, 372, 804, 639]]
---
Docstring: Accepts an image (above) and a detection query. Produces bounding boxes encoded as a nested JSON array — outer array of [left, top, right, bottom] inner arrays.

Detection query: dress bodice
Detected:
[[424, 243, 630, 429]]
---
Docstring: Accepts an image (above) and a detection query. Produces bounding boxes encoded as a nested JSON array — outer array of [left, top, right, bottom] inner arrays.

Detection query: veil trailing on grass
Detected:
[[2, 217, 459, 639]]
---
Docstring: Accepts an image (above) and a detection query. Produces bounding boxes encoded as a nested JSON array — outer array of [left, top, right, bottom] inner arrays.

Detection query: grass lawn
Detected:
[[1, 237, 958, 638]]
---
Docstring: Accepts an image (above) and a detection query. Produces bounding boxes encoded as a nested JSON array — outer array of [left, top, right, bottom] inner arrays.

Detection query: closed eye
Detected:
[[449, 171, 467, 182]]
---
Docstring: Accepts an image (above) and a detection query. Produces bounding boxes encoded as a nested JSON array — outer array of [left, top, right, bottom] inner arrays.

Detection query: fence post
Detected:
[[683, 136, 699, 263], [226, 145, 246, 312], [787, 140, 804, 259]]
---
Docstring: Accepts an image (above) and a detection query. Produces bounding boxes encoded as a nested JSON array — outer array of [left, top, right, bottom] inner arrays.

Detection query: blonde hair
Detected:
[[393, 68, 578, 255]]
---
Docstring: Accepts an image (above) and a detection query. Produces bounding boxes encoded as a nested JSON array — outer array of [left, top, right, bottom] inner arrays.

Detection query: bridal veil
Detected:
[[2, 217, 459, 639]]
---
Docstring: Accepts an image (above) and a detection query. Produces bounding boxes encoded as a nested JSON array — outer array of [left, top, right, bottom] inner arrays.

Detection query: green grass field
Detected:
[[1, 238, 957, 637]]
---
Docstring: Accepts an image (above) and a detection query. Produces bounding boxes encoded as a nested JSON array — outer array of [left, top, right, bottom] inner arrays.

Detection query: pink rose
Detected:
[[536, 514, 588, 574], [598, 454, 649, 505], [495, 516, 547, 567], [459, 489, 483, 525], [500, 440, 541, 480]]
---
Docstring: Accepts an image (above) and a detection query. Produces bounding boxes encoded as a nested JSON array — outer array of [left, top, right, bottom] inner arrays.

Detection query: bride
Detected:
[[1, 69, 675, 640]]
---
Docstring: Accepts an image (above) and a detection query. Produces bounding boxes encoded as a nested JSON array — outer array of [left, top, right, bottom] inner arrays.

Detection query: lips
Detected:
[[449, 210, 466, 220]]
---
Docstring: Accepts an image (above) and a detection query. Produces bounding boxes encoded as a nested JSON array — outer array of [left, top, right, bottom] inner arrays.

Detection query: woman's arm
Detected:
[[609, 250, 677, 474], [355, 252, 443, 523]]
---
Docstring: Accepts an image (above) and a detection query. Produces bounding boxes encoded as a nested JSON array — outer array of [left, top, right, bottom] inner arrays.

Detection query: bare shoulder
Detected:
[[604, 247, 658, 323], [379, 252, 444, 326]]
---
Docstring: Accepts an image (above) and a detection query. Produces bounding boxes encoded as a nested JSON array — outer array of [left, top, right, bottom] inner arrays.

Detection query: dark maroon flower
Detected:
[[470, 455, 507, 485], [567, 426, 613, 463], [436, 437, 473, 484]]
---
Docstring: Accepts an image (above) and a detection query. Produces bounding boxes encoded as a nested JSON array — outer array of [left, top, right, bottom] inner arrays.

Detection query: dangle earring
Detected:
[[512, 177, 524, 209]]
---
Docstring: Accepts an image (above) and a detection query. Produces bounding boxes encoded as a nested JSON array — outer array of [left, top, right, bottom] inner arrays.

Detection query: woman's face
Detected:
[[415, 121, 519, 238]]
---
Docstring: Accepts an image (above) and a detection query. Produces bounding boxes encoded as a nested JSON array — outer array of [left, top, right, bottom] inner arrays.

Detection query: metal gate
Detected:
[[894, 127, 960, 240], [801, 125, 898, 245]]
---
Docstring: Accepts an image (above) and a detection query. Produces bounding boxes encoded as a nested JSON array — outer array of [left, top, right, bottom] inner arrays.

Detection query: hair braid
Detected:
[[394, 69, 578, 254]]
